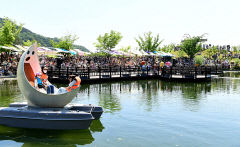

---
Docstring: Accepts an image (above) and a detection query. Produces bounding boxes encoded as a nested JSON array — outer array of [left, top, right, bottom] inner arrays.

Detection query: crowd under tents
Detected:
[[106, 49, 175, 57], [1, 45, 175, 57], [0, 45, 23, 52]]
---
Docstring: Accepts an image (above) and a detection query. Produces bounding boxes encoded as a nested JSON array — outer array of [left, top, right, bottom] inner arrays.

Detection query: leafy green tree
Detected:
[[173, 50, 187, 58], [180, 35, 204, 60], [135, 32, 163, 52], [23, 40, 41, 46], [0, 17, 23, 45], [160, 43, 175, 53], [120, 45, 131, 53], [194, 55, 204, 65], [232, 46, 240, 57], [50, 34, 78, 50], [94, 30, 122, 52]]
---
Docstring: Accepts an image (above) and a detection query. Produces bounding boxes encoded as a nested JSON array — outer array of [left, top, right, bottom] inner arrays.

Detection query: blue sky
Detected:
[[1, 0, 240, 51]]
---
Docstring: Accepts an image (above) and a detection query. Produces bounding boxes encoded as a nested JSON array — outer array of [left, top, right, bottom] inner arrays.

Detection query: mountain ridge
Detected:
[[0, 18, 89, 52]]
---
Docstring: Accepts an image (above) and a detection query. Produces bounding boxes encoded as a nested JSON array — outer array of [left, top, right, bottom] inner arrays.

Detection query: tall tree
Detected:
[[0, 17, 23, 45], [94, 30, 122, 52], [180, 35, 205, 60], [120, 46, 131, 53], [50, 34, 78, 50], [161, 43, 175, 53], [135, 32, 163, 52], [23, 40, 41, 47]]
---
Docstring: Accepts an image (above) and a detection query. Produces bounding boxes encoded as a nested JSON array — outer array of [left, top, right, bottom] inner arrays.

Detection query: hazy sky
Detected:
[[1, 0, 240, 51]]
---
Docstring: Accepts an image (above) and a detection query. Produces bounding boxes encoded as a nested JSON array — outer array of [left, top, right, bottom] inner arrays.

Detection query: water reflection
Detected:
[[0, 120, 104, 147], [90, 120, 105, 133], [79, 73, 240, 112], [223, 71, 240, 78], [98, 94, 121, 113], [0, 80, 21, 107], [3, 72, 240, 114]]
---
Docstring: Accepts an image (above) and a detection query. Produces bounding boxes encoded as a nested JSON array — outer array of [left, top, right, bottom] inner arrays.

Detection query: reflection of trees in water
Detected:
[[223, 71, 240, 78], [78, 72, 240, 112], [160, 81, 211, 99], [98, 83, 121, 113], [0, 124, 96, 147], [211, 77, 240, 93], [90, 120, 105, 133], [211, 72, 240, 93], [0, 80, 21, 106], [98, 93, 121, 113], [160, 81, 211, 111], [137, 80, 160, 111], [0, 120, 104, 147], [79, 83, 122, 113]]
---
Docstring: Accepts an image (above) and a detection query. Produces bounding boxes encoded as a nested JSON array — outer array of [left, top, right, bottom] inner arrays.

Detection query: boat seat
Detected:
[[24, 63, 35, 85]]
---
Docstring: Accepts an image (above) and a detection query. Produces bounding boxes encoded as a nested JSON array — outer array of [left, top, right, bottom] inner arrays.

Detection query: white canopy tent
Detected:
[[0, 46, 20, 52]]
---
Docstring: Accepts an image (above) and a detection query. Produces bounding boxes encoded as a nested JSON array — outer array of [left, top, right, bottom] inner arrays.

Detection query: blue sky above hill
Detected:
[[1, 0, 240, 51]]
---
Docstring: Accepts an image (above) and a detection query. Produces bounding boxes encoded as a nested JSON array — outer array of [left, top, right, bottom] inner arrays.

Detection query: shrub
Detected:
[[194, 55, 204, 65], [232, 58, 240, 69]]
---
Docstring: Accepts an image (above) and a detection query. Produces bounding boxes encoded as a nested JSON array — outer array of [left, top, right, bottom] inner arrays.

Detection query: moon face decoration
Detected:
[[17, 44, 80, 108]]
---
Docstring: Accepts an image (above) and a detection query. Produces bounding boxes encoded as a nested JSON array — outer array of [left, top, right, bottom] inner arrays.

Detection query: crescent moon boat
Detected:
[[0, 44, 103, 130]]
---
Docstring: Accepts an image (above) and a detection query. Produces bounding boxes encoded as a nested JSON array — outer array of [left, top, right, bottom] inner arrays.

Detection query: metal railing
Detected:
[[47, 65, 223, 80]]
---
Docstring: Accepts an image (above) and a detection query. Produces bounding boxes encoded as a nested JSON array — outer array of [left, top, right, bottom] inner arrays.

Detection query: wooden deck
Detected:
[[48, 66, 223, 84]]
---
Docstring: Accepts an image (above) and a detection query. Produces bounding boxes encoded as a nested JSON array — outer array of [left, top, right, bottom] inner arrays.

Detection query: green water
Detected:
[[0, 72, 240, 147]]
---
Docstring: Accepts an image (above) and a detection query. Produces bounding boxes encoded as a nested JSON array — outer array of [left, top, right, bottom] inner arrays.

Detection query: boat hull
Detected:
[[0, 117, 92, 130], [10, 102, 104, 120], [0, 106, 94, 130]]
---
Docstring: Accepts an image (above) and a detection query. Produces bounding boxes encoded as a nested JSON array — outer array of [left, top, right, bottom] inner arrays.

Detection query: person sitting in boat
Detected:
[[41, 66, 54, 94], [57, 75, 81, 94], [34, 72, 47, 93]]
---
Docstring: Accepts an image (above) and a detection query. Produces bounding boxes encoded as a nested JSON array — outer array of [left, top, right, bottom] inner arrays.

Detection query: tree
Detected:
[[203, 46, 218, 60], [0, 17, 23, 45], [135, 32, 163, 52], [180, 35, 204, 60], [94, 30, 122, 52], [232, 46, 240, 57], [50, 34, 78, 50], [161, 43, 175, 53], [120, 45, 131, 53], [23, 40, 41, 47]]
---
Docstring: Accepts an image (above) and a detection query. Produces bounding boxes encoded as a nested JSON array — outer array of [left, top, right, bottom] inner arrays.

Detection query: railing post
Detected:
[[88, 67, 90, 79], [195, 66, 197, 79], [161, 67, 164, 77], [58, 67, 61, 78], [205, 66, 207, 78], [170, 66, 172, 78], [99, 66, 101, 79], [50, 66, 53, 78], [129, 66, 131, 77], [210, 66, 212, 77], [138, 66, 140, 76], [66, 67, 69, 79], [182, 66, 184, 78], [120, 66, 122, 77], [110, 66, 112, 78], [215, 65, 218, 75], [147, 66, 149, 75]]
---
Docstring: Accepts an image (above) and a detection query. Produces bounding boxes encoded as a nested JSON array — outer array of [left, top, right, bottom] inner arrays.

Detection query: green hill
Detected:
[[0, 18, 90, 52]]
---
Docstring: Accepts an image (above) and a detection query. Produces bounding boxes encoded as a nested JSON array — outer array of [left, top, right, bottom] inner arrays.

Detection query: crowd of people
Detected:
[[0, 52, 20, 76], [39, 55, 162, 69], [0, 52, 233, 77]]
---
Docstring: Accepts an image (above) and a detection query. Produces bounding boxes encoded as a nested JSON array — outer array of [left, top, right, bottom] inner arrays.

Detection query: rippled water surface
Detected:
[[0, 72, 240, 147]]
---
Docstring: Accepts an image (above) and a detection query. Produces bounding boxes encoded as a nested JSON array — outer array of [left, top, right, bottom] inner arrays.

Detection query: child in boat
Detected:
[[34, 72, 47, 93], [57, 75, 81, 94], [41, 66, 55, 94]]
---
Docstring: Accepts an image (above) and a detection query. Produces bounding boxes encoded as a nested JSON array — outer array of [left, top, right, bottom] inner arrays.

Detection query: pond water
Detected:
[[0, 72, 240, 147]]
